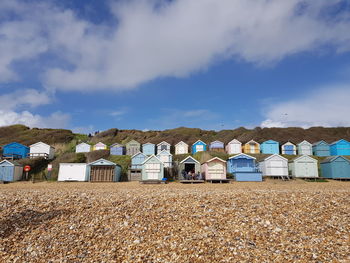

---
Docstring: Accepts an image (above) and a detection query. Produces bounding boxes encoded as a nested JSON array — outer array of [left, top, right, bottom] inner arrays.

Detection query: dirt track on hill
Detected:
[[1, 180, 349, 262]]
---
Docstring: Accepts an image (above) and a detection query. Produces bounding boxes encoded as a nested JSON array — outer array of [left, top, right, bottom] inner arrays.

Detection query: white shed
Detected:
[[259, 154, 288, 177], [297, 140, 313, 155], [29, 142, 55, 159], [226, 139, 242, 154], [75, 142, 91, 153], [289, 155, 319, 178], [58, 163, 87, 181], [175, 141, 188, 155], [157, 141, 171, 154]]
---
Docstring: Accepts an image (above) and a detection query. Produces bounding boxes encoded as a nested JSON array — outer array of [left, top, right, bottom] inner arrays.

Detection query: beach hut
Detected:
[[110, 143, 124, 156], [321, 156, 350, 179], [29, 142, 55, 159], [58, 163, 87, 181], [156, 150, 173, 168], [142, 143, 156, 155], [259, 154, 288, 178], [192, 140, 207, 154], [2, 142, 29, 159], [131, 152, 147, 169], [242, 140, 260, 154], [312, 141, 330, 157], [87, 159, 121, 182], [93, 142, 107, 151], [0, 160, 23, 182], [128, 152, 147, 181], [225, 139, 242, 154], [297, 140, 313, 155], [157, 141, 171, 154], [330, 139, 350, 156], [209, 141, 225, 152], [227, 153, 262, 181], [75, 142, 91, 153], [260, 140, 279, 154], [201, 157, 227, 181], [141, 155, 164, 180], [281, 142, 297, 155], [175, 141, 189, 155], [178, 156, 201, 180], [126, 140, 141, 156], [288, 155, 319, 178]]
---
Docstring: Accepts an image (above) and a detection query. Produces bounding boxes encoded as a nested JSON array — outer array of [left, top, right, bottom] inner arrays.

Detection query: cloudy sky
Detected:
[[0, 0, 350, 133]]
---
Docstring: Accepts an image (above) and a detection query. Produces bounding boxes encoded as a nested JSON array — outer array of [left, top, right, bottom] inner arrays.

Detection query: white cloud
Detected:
[[0, 0, 350, 90], [261, 85, 350, 128], [0, 110, 70, 128], [0, 88, 68, 129], [0, 89, 51, 110]]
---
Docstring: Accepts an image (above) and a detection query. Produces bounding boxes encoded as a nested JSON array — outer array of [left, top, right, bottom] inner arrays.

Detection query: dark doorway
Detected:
[[184, 163, 195, 173]]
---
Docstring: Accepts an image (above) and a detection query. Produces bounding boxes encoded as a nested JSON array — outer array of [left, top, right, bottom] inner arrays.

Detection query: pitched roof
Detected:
[[142, 154, 162, 165], [289, 155, 317, 163], [203, 157, 226, 164], [131, 151, 147, 159], [156, 150, 172, 156], [321, 156, 350, 164], [228, 139, 241, 144], [180, 155, 200, 164], [175, 141, 188, 147], [157, 141, 170, 146], [88, 158, 116, 166], [29, 141, 55, 149], [192, 140, 206, 145], [261, 154, 288, 162], [229, 153, 256, 160], [3, 142, 29, 149]]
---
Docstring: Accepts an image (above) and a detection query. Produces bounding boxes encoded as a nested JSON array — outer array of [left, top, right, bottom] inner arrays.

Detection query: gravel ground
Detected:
[[0, 180, 349, 262]]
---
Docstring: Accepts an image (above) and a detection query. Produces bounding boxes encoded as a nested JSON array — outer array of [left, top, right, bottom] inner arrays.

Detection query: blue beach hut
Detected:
[[110, 143, 124, 156], [330, 139, 350, 156], [227, 153, 262, 182], [192, 140, 207, 154], [142, 143, 156, 155], [320, 156, 350, 179], [131, 152, 148, 169], [0, 160, 23, 182], [260, 140, 279, 154], [312, 141, 330, 156], [2, 142, 29, 159]]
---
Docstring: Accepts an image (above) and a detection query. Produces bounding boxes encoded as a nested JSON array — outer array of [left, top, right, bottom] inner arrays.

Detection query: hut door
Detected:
[[284, 145, 294, 155], [301, 145, 309, 154], [250, 144, 255, 153], [268, 160, 284, 175], [145, 163, 160, 179], [0, 166, 12, 181], [298, 162, 310, 177], [161, 145, 167, 151], [90, 166, 114, 182], [208, 162, 223, 179]]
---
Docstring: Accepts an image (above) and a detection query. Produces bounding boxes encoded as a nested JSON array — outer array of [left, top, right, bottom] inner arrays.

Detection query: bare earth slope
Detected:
[[0, 181, 349, 262]]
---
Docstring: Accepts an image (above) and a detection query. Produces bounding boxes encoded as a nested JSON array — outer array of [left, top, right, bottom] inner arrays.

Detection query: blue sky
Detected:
[[1, 0, 350, 133]]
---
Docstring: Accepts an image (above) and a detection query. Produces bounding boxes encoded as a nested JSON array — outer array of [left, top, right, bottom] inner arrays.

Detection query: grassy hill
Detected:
[[91, 126, 350, 146], [1, 125, 350, 180]]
